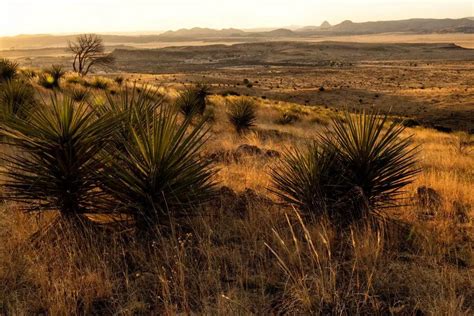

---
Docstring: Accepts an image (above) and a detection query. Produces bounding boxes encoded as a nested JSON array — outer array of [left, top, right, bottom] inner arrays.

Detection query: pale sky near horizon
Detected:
[[1, 0, 473, 36]]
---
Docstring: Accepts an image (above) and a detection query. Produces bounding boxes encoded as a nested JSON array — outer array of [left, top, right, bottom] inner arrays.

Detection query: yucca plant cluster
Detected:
[[1, 72, 420, 237], [1, 83, 216, 236], [271, 112, 419, 224]]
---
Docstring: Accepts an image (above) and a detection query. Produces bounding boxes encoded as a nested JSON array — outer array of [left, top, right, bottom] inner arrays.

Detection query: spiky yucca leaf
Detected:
[[0, 58, 19, 83], [324, 111, 419, 211], [0, 80, 36, 119], [270, 143, 342, 216], [100, 106, 216, 232], [227, 99, 257, 134], [92, 85, 166, 145], [0, 96, 118, 218], [271, 111, 419, 224]]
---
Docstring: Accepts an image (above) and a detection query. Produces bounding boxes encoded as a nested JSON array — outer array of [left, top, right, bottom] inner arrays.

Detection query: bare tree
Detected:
[[68, 34, 115, 76]]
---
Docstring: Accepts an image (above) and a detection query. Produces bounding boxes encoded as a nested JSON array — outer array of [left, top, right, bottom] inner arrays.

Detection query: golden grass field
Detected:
[[0, 73, 472, 314]]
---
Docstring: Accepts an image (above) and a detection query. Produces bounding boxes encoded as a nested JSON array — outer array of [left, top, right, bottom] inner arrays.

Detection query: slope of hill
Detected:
[[323, 18, 474, 34], [1, 18, 473, 50]]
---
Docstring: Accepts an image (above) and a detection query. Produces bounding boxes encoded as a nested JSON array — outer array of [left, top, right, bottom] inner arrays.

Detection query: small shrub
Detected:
[[39, 65, 65, 89], [0, 58, 19, 83], [38, 73, 56, 89], [275, 112, 299, 125], [0, 80, 36, 119], [66, 75, 84, 85], [227, 99, 257, 134], [86, 77, 109, 90], [114, 76, 124, 86], [176, 84, 209, 118], [20, 68, 37, 79], [451, 132, 473, 155]]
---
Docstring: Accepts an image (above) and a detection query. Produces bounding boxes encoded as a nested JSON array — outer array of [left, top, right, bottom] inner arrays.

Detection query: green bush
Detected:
[[227, 99, 257, 134]]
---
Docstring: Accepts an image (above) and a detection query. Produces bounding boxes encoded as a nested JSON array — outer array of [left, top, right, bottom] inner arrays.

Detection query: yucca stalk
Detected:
[[324, 112, 420, 212], [227, 99, 257, 134], [100, 106, 216, 234], [0, 95, 118, 220]]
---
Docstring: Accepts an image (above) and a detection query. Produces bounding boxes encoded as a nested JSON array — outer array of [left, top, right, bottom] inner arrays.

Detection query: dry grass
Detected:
[[0, 78, 473, 315]]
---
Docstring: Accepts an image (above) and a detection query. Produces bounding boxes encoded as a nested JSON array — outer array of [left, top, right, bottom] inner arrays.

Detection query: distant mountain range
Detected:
[[1, 18, 473, 50]]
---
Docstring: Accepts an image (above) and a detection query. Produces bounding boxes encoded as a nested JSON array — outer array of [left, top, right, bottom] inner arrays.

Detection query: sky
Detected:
[[1, 0, 473, 36]]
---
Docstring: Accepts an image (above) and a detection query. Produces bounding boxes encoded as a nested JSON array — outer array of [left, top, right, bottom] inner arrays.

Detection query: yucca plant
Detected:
[[39, 65, 65, 89], [38, 73, 56, 89], [0, 96, 118, 221], [271, 111, 419, 224], [0, 80, 36, 119], [0, 58, 19, 83], [176, 84, 209, 118], [271, 143, 343, 217], [227, 99, 257, 134], [48, 64, 66, 86], [324, 112, 420, 212], [100, 106, 216, 234]]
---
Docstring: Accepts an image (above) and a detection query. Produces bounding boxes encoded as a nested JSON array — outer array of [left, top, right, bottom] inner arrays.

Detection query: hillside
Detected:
[[1, 18, 473, 50], [326, 18, 474, 35]]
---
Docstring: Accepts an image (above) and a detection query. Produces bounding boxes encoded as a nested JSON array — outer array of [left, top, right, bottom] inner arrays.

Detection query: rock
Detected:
[[204, 144, 281, 164], [235, 144, 263, 156], [211, 186, 273, 219], [416, 186, 443, 219], [417, 186, 442, 209]]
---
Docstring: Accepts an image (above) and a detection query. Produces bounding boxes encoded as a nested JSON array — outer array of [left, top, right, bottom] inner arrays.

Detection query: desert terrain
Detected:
[[1, 18, 473, 315], [3, 38, 472, 131]]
